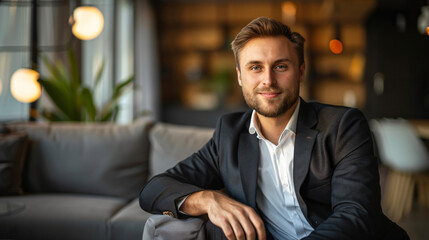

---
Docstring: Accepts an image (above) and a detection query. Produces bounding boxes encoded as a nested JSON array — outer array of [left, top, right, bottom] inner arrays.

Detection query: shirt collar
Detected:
[[249, 99, 301, 137]]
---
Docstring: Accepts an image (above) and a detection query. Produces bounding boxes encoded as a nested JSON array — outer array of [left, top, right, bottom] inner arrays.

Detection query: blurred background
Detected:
[[0, 0, 428, 238], [0, 0, 428, 126], [152, 0, 429, 127]]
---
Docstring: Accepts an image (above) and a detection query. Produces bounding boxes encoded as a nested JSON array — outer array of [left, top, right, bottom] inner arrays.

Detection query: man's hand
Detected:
[[180, 190, 266, 240]]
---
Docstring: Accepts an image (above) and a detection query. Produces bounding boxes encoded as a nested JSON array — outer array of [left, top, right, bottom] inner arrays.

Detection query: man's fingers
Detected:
[[229, 216, 247, 240], [242, 208, 266, 240], [235, 211, 256, 240], [249, 213, 266, 240], [220, 222, 236, 240], [207, 191, 266, 240]]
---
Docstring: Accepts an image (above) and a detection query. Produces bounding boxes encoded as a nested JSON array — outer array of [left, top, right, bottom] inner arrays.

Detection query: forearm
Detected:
[[180, 190, 211, 216], [140, 135, 223, 216], [139, 173, 205, 216]]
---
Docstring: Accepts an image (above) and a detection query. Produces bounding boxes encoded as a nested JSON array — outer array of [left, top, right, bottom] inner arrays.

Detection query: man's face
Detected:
[[236, 36, 305, 118]]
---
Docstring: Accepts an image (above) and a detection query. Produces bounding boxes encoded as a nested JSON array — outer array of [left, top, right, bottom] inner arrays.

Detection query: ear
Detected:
[[299, 62, 306, 83], [236, 67, 242, 86]]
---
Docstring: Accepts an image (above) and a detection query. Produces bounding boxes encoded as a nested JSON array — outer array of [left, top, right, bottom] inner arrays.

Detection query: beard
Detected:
[[242, 83, 299, 118]]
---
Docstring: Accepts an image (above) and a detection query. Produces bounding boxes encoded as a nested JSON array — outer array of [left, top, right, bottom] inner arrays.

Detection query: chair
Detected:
[[370, 118, 429, 222]]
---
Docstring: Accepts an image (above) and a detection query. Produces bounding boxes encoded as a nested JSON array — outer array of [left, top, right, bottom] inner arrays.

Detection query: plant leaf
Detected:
[[40, 54, 75, 117], [55, 60, 68, 83], [67, 45, 80, 89], [79, 87, 97, 122], [99, 76, 133, 119], [100, 108, 114, 122], [112, 75, 133, 98], [94, 60, 105, 89], [66, 45, 83, 120], [112, 105, 120, 122], [41, 54, 69, 86], [38, 78, 76, 120], [41, 109, 68, 122]]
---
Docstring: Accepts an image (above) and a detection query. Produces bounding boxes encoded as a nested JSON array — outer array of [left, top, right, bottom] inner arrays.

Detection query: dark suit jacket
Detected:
[[140, 100, 408, 239]]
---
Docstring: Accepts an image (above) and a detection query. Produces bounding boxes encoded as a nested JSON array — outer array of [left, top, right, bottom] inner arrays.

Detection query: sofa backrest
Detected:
[[148, 123, 214, 179], [6, 118, 152, 200]]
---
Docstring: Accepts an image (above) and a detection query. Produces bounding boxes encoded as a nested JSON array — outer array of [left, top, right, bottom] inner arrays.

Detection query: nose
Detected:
[[262, 69, 276, 86]]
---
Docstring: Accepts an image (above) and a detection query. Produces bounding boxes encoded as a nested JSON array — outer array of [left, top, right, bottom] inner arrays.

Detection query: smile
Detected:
[[259, 92, 280, 98]]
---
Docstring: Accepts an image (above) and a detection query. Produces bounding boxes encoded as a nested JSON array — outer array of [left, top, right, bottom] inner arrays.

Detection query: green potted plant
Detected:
[[38, 46, 132, 122]]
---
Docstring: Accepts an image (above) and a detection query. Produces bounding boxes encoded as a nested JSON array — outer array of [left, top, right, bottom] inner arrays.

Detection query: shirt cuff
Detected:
[[176, 195, 190, 216]]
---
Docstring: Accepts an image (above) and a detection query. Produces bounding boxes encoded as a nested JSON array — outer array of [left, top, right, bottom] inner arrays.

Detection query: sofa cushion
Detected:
[[0, 194, 127, 240], [6, 118, 152, 199], [148, 123, 214, 178], [109, 198, 152, 240], [0, 129, 29, 196]]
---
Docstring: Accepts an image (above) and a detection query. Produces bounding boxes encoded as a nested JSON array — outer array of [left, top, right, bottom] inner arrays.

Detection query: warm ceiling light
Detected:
[[10, 68, 41, 103], [329, 39, 343, 54], [427, 26, 429, 35], [282, 1, 297, 25], [282, 1, 297, 16], [72, 6, 104, 40]]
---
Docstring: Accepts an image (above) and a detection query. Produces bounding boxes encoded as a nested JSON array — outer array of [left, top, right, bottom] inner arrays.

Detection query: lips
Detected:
[[259, 92, 281, 98]]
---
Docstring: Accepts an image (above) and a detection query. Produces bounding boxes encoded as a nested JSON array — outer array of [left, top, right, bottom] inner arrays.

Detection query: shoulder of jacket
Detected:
[[307, 101, 359, 117], [217, 110, 252, 130]]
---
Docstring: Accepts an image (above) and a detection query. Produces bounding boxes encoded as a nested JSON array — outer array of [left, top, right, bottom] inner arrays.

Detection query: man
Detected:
[[140, 17, 408, 240]]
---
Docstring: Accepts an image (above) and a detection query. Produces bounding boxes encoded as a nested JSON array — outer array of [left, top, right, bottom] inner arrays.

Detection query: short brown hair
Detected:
[[231, 17, 305, 69]]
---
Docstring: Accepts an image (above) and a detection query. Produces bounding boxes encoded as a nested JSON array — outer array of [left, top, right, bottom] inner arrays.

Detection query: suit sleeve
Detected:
[[139, 118, 224, 219], [303, 108, 385, 240]]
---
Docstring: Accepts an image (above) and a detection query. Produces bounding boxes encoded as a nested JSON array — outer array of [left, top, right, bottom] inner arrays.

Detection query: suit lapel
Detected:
[[238, 131, 259, 209], [293, 100, 318, 217]]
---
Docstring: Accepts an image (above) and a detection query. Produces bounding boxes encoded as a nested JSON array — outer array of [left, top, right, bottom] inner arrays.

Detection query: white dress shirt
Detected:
[[249, 100, 314, 239]]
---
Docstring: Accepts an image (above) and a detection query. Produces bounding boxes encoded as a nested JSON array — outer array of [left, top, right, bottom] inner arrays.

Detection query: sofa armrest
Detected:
[[142, 215, 206, 240]]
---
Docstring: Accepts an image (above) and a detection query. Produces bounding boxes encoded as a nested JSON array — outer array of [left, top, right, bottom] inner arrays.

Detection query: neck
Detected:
[[256, 99, 299, 145]]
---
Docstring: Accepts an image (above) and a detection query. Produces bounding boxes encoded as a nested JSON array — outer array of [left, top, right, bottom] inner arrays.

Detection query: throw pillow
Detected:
[[0, 129, 29, 195]]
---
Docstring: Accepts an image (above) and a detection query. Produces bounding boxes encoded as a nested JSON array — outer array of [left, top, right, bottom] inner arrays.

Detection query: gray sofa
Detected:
[[0, 119, 214, 240]]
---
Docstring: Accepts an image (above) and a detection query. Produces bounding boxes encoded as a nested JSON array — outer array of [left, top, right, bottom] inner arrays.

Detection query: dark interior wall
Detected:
[[364, 0, 429, 119]]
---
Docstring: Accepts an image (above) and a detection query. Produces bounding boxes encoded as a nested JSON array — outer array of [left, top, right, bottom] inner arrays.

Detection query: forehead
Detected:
[[239, 36, 297, 65]]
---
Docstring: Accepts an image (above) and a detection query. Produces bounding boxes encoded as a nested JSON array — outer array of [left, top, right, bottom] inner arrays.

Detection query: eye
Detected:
[[250, 65, 262, 71], [275, 64, 288, 72]]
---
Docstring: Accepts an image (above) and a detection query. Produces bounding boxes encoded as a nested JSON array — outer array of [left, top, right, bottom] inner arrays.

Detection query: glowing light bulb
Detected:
[[72, 6, 104, 40], [282, 2, 297, 16], [10, 68, 41, 103], [329, 39, 343, 54], [282, 1, 297, 25]]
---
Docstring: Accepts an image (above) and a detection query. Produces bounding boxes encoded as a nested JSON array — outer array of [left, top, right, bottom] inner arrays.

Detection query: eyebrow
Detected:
[[244, 58, 292, 67]]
